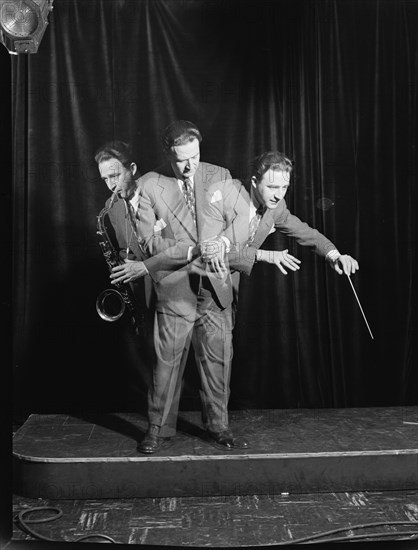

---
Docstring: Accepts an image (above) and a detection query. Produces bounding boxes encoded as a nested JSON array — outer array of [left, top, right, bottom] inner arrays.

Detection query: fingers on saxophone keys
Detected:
[[112, 277, 129, 284]]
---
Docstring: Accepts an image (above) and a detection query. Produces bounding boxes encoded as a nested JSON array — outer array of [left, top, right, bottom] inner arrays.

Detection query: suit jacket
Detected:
[[105, 194, 156, 309], [136, 162, 233, 320], [202, 179, 337, 276], [106, 194, 145, 262]]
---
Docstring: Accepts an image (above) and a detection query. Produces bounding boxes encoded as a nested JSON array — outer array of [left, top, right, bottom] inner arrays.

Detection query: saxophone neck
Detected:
[[109, 189, 119, 208], [97, 190, 119, 227]]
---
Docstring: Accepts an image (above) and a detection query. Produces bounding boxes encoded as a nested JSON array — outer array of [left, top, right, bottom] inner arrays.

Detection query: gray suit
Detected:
[[136, 162, 235, 437], [202, 178, 337, 277]]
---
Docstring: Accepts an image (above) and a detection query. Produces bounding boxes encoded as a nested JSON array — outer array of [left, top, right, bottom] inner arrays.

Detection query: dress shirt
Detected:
[[124, 186, 149, 272], [177, 177, 197, 262]]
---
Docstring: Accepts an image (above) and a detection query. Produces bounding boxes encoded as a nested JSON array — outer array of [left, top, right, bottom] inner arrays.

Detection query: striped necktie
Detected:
[[248, 205, 264, 243], [125, 200, 139, 236], [124, 199, 146, 255], [182, 177, 197, 226]]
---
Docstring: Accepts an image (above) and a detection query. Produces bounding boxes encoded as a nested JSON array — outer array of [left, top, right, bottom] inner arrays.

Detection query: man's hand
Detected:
[[110, 260, 148, 284], [201, 238, 226, 262], [199, 238, 229, 279], [256, 249, 301, 275], [207, 257, 228, 279], [328, 254, 359, 276]]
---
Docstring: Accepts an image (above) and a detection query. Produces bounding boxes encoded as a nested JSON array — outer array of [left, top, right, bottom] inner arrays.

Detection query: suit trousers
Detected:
[[148, 280, 234, 437]]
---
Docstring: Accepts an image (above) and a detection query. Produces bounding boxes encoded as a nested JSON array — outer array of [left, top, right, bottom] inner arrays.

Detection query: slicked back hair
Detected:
[[94, 141, 133, 169], [162, 120, 202, 154], [251, 151, 293, 182]]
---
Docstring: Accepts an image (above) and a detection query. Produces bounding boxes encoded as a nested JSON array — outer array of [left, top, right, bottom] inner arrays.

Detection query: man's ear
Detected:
[[130, 163, 137, 177]]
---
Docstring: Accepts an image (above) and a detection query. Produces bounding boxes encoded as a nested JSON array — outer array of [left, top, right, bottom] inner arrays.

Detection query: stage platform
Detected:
[[13, 407, 418, 500]]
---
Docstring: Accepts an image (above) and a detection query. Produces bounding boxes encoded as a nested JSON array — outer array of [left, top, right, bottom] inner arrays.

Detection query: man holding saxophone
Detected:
[[95, 141, 202, 290], [95, 141, 152, 288], [95, 141, 203, 409]]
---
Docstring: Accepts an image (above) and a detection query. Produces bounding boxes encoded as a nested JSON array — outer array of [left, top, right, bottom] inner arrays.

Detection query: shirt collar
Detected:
[[129, 185, 141, 212], [251, 185, 262, 206], [178, 176, 194, 186]]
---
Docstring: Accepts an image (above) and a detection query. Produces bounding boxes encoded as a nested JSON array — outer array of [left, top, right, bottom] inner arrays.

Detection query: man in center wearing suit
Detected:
[[135, 120, 249, 454]]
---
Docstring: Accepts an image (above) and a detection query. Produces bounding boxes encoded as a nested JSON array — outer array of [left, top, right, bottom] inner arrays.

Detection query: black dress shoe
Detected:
[[208, 429, 249, 450], [138, 425, 170, 454]]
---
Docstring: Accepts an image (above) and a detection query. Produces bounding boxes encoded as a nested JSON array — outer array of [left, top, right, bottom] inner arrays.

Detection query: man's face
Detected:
[[168, 138, 200, 180], [252, 168, 290, 209], [99, 158, 137, 200]]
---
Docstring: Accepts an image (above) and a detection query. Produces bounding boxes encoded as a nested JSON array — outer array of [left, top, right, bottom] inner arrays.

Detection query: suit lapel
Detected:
[[251, 208, 275, 247], [108, 196, 126, 232], [156, 164, 198, 240], [107, 196, 145, 260], [230, 184, 251, 242], [194, 163, 210, 240]]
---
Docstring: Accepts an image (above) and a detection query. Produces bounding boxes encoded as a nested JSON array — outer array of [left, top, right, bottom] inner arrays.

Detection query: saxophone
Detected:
[[96, 191, 141, 328]]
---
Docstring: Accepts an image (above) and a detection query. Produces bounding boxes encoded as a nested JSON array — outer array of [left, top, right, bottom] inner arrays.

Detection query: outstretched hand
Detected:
[[329, 254, 359, 276], [257, 249, 301, 275], [110, 260, 148, 284]]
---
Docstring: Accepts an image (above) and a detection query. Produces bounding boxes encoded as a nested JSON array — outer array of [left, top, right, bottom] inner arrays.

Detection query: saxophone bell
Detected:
[[96, 194, 139, 326], [96, 288, 126, 322]]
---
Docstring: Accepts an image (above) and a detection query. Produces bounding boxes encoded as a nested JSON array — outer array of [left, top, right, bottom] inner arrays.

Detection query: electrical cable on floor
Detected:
[[302, 531, 418, 544], [15, 506, 418, 546], [272, 520, 418, 545], [15, 506, 119, 543]]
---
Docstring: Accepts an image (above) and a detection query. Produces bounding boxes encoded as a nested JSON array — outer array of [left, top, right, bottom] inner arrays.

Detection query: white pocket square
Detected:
[[210, 189, 223, 203], [154, 218, 167, 232]]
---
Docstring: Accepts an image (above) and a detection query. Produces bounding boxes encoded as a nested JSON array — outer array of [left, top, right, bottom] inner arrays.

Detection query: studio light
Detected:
[[0, 0, 53, 54]]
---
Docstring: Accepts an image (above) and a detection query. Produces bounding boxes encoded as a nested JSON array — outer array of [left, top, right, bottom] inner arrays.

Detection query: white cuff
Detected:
[[187, 246, 193, 262], [327, 249, 341, 262]]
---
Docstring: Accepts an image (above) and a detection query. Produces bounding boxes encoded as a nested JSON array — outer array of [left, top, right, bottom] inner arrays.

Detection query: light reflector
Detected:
[[0, 0, 53, 54]]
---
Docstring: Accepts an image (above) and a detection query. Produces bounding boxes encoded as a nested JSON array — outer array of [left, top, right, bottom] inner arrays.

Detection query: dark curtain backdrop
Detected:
[[10, 0, 417, 417]]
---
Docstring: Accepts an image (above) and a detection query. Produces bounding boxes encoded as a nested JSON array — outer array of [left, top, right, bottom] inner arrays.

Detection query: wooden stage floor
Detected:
[[11, 489, 418, 546], [13, 407, 418, 499]]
